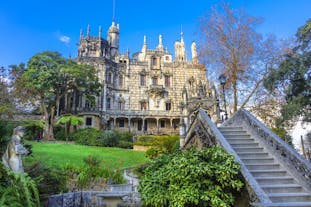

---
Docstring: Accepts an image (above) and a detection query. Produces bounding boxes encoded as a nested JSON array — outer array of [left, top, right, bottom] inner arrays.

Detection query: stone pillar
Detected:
[[170, 119, 173, 134], [113, 117, 117, 128], [142, 118, 145, 133], [156, 118, 159, 134], [128, 118, 131, 132]]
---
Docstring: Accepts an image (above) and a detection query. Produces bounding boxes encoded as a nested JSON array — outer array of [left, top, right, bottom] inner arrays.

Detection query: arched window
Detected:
[[119, 75, 123, 87]]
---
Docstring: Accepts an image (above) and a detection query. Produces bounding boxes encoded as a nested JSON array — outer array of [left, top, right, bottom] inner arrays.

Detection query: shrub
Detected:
[[100, 130, 119, 147], [139, 147, 244, 207], [54, 126, 67, 141], [25, 162, 68, 204], [0, 162, 40, 207], [77, 155, 125, 189], [72, 128, 101, 146]]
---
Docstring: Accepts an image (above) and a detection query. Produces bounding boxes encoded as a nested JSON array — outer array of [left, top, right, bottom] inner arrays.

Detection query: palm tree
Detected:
[[56, 115, 84, 142]]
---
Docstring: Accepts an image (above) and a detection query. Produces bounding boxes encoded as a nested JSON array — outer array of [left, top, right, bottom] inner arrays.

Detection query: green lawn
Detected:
[[24, 141, 148, 170]]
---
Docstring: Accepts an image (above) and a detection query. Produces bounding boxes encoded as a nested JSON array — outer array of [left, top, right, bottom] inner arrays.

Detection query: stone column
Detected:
[[128, 117, 131, 132], [142, 118, 145, 133], [113, 117, 117, 128], [156, 118, 159, 134], [170, 118, 173, 134]]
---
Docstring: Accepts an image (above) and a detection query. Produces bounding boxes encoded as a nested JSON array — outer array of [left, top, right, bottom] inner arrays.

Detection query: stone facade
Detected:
[[72, 21, 219, 135]]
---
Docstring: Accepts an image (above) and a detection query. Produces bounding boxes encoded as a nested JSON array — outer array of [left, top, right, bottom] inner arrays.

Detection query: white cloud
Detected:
[[59, 35, 70, 44]]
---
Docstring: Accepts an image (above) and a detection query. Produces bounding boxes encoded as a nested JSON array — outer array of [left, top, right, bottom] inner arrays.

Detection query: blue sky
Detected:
[[0, 0, 310, 68]]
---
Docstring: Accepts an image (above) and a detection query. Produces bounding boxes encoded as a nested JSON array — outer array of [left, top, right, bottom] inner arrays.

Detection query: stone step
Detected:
[[220, 131, 248, 135], [233, 146, 265, 153], [268, 193, 311, 202], [255, 177, 296, 185], [250, 170, 287, 177], [242, 157, 275, 164], [238, 152, 269, 158], [263, 202, 311, 207], [218, 127, 244, 132], [246, 163, 281, 170], [231, 143, 260, 148], [261, 184, 304, 193], [223, 134, 251, 139], [226, 138, 255, 144]]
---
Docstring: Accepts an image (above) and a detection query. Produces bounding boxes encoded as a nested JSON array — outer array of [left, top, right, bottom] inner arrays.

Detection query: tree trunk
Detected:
[[41, 101, 55, 141], [232, 69, 238, 113]]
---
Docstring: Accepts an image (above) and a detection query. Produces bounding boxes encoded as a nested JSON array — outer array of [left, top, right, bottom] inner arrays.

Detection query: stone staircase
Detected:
[[219, 126, 311, 207]]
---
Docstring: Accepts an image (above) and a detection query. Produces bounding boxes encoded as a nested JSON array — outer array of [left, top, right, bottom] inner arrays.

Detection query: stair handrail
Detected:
[[225, 109, 311, 191], [185, 109, 271, 205]]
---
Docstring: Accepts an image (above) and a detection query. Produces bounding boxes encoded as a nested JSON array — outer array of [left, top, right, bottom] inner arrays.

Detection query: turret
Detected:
[[87, 24, 90, 37], [141, 35, 147, 53], [107, 21, 120, 58], [174, 31, 186, 62], [157, 34, 164, 52]]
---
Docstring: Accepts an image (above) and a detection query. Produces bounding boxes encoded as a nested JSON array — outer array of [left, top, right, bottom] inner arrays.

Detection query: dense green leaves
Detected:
[[0, 162, 40, 207], [139, 147, 243, 207], [264, 19, 311, 124]]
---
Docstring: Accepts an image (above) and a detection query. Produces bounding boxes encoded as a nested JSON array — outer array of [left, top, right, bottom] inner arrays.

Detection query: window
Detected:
[[106, 98, 111, 110], [152, 57, 157, 66], [137, 120, 142, 131], [165, 56, 169, 61], [107, 72, 112, 84], [141, 102, 147, 110], [119, 75, 123, 87], [140, 74, 146, 86], [152, 77, 158, 85], [118, 102, 123, 110], [164, 75, 170, 87], [119, 119, 125, 128], [86, 117, 92, 126], [166, 102, 171, 111], [160, 120, 165, 128], [85, 100, 90, 108]]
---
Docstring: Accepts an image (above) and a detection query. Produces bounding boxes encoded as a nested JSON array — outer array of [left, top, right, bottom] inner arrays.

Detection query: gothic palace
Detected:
[[74, 20, 219, 135]]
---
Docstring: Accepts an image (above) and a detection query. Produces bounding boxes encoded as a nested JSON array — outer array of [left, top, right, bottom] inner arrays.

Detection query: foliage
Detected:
[[0, 66, 16, 118], [25, 161, 68, 203], [0, 162, 40, 207], [264, 19, 311, 124], [271, 127, 293, 145], [136, 135, 179, 159], [139, 147, 243, 207], [72, 128, 102, 145], [56, 115, 84, 142], [0, 120, 17, 155], [21, 119, 44, 141], [100, 130, 119, 147], [24, 141, 148, 170], [76, 155, 124, 189], [54, 126, 67, 141], [11, 51, 101, 140]]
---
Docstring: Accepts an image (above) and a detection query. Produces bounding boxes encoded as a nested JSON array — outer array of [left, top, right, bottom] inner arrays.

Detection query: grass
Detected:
[[24, 141, 148, 170]]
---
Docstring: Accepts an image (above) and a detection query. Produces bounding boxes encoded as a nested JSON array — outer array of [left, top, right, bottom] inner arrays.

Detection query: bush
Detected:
[[139, 135, 180, 159], [76, 155, 125, 189], [139, 147, 244, 207], [54, 126, 67, 141], [72, 128, 101, 146], [0, 162, 40, 207], [25, 162, 68, 204], [100, 130, 119, 147]]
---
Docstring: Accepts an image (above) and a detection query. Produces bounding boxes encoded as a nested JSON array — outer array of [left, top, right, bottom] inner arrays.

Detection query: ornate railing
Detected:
[[224, 109, 311, 191], [183, 109, 271, 206]]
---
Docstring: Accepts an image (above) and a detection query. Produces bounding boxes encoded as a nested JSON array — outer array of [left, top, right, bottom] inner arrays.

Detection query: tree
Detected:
[[56, 115, 84, 142], [199, 2, 262, 112], [138, 147, 243, 207], [0, 66, 16, 118], [12, 51, 100, 140], [264, 19, 311, 124]]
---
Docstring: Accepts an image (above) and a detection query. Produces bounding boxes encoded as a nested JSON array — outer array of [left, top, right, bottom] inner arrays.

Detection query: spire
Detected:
[[99, 26, 102, 38], [180, 25, 184, 43], [142, 35, 147, 52], [112, 0, 116, 22], [157, 34, 164, 51], [87, 24, 90, 36], [80, 28, 83, 40]]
